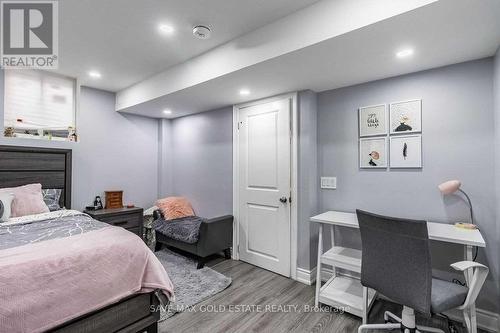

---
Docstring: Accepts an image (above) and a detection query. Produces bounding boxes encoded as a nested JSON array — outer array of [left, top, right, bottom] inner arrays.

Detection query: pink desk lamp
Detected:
[[438, 180, 476, 229]]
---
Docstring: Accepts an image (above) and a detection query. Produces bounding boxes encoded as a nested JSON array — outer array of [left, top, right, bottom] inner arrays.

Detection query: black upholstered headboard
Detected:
[[0, 145, 72, 209]]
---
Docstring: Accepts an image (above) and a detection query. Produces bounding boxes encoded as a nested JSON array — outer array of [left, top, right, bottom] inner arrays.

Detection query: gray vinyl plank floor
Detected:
[[160, 258, 479, 333]]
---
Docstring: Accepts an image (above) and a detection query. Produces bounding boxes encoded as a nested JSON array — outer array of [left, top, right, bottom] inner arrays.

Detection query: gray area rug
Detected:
[[155, 248, 232, 320]]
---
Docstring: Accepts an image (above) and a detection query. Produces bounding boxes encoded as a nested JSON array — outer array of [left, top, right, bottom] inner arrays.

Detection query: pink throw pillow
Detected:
[[156, 197, 195, 220], [0, 183, 49, 217]]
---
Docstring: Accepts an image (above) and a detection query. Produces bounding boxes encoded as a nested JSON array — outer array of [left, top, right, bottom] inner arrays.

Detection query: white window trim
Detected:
[[2, 69, 79, 143]]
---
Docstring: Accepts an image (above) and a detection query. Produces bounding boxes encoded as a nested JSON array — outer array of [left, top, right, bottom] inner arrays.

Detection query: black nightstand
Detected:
[[84, 207, 143, 239]]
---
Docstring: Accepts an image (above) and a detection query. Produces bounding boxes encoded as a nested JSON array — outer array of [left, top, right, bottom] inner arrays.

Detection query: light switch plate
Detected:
[[321, 177, 337, 189]]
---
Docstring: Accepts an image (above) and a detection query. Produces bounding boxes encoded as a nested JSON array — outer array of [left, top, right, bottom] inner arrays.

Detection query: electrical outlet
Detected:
[[321, 177, 337, 189]]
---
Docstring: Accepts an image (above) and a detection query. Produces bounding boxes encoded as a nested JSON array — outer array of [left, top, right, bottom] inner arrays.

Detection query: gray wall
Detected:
[[0, 73, 159, 210], [158, 119, 173, 198], [317, 58, 498, 312], [73, 88, 159, 210], [297, 90, 320, 270], [160, 107, 233, 218]]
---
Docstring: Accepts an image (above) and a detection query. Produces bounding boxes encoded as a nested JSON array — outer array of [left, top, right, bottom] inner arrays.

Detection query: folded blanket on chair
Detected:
[[153, 216, 205, 244]]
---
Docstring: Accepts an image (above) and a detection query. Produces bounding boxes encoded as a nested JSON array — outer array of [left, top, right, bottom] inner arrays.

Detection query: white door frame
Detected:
[[232, 92, 298, 280]]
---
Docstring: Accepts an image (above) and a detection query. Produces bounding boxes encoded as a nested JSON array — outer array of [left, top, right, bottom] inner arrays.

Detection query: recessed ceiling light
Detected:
[[396, 48, 414, 58], [163, 109, 172, 115], [88, 70, 101, 79], [159, 24, 175, 34], [239, 89, 250, 96]]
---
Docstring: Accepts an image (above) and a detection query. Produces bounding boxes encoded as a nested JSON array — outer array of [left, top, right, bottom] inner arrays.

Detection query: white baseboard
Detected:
[[295, 267, 315, 285], [295, 267, 499, 332], [294, 266, 334, 285]]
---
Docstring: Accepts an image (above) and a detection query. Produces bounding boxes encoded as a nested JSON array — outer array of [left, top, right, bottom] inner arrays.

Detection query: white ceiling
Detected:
[[117, 0, 500, 118], [54, 0, 320, 91], [116, 0, 437, 111]]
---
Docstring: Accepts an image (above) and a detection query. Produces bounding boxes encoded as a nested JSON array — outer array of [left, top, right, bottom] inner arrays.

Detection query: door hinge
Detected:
[[237, 121, 243, 130]]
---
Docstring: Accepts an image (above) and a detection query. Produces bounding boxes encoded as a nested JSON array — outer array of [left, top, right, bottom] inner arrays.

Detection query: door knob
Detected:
[[279, 196, 288, 203]]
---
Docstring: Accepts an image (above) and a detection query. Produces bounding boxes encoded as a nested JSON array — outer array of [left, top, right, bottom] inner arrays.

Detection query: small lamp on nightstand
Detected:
[[438, 180, 477, 229]]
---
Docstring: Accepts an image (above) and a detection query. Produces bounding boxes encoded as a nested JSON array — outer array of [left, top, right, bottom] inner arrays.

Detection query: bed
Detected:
[[0, 145, 173, 333]]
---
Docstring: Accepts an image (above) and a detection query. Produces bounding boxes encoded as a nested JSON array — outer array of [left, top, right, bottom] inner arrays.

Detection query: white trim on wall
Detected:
[[232, 92, 298, 280], [296, 267, 315, 285], [232, 107, 240, 261], [296, 267, 499, 332], [290, 92, 298, 280]]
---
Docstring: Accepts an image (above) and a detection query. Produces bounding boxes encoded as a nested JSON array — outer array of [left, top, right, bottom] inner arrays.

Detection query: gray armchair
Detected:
[[153, 210, 233, 269]]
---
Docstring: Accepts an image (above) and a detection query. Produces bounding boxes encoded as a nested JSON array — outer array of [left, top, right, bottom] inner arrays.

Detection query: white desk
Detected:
[[311, 211, 485, 330]]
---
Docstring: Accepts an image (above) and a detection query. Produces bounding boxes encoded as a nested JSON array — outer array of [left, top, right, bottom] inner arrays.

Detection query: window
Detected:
[[4, 69, 77, 141]]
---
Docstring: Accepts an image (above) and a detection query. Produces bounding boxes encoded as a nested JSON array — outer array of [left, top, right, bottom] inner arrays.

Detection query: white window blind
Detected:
[[4, 69, 76, 132]]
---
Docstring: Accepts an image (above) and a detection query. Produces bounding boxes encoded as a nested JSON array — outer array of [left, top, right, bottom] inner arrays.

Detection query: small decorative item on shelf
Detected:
[[126, 204, 135, 208], [85, 195, 104, 211], [454, 222, 478, 230], [68, 126, 77, 142], [105, 190, 123, 209], [4, 127, 15, 137], [93, 196, 104, 210]]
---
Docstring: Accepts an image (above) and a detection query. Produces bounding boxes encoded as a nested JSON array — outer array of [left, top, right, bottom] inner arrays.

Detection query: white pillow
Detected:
[[0, 193, 14, 222]]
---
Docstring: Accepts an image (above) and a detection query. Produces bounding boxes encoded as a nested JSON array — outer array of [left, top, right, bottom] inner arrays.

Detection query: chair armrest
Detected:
[[197, 215, 233, 255], [451, 261, 487, 272], [153, 209, 163, 221], [451, 261, 489, 309]]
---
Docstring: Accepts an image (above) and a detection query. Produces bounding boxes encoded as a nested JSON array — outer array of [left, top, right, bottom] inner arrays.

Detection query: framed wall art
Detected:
[[359, 137, 387, 169], [358, 104, 387, 137], [390, 99, 422, 134], [390, 134, 422, 168]]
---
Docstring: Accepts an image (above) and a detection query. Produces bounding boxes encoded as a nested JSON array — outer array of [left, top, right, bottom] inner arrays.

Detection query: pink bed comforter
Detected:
[[0, 226, 174, 333]]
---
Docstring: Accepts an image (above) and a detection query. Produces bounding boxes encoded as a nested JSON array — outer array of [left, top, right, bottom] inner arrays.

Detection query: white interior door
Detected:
[[237, 98, 291, 277]]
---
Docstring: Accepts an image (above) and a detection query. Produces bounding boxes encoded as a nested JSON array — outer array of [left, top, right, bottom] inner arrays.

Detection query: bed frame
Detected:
[[0, 145, 72, 208], [0, 145, 161, 333]]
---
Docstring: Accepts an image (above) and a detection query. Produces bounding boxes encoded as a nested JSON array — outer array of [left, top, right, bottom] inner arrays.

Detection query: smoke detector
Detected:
[[193, 25, 211, 39]]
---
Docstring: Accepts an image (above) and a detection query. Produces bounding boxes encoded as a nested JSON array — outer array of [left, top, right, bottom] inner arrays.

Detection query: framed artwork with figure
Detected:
[[359, 137, 387, 169], [390, 99, 422, 134], [359, 104, 387, 137]]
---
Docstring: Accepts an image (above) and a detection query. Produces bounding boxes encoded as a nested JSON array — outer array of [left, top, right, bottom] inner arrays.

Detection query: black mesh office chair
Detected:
[[356, 209, 488, 333]]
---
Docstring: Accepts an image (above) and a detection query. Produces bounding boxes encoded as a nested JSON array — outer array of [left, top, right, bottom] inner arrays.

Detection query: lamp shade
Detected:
[[438, 180, 461, 195]]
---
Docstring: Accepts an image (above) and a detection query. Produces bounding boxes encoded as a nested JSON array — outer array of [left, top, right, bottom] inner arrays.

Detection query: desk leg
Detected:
[[465, 245, 477, 333], [330, 225, 336, 278], [315, 224, 323, 307]]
